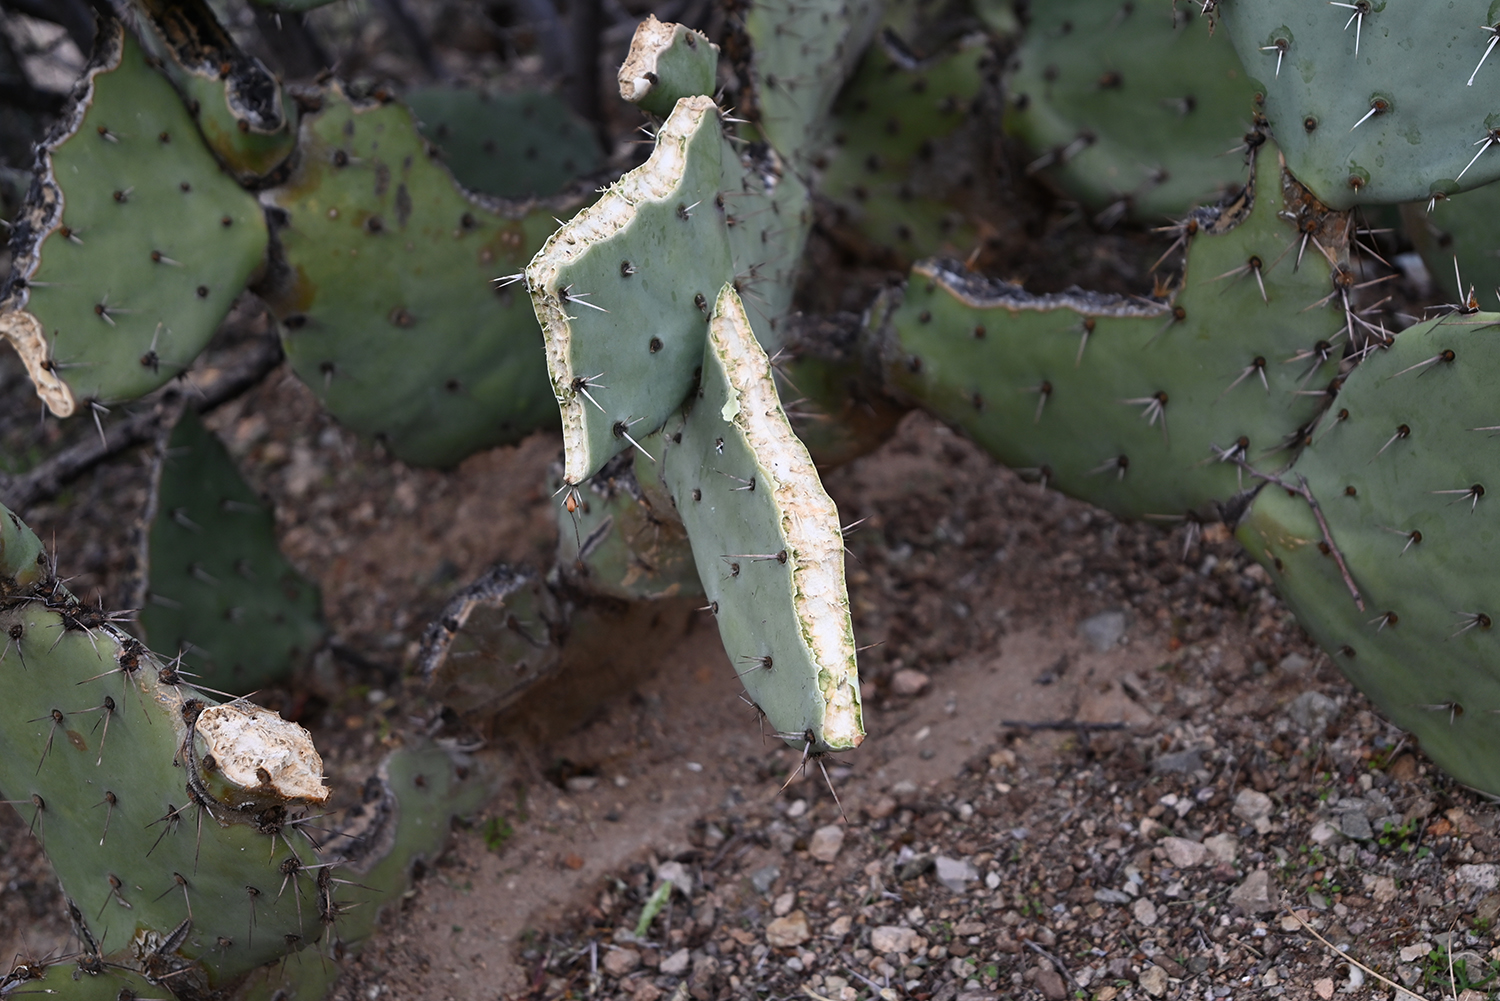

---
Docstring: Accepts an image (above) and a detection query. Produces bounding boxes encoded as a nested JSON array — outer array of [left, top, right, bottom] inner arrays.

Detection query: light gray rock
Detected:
[[1152, 749, 1203, 775], [871, 925, 919, 955], [1288, 690, 1338, 730], [809, 825, 845, 863], [1228, 870, 1277, 913], [657, 860, 694, 898], [1458, 864, 1500, 892], [936, 856, 979, 893], [1080, 610, 1128, 652], [660, 948, 692, 975], [1338, 811, 1374, 841], [1132, 898, 1159, 927], [1160, 836, 1208, 868], [1233, 788, 1274, 833], [1278, 652, 1312, 675]]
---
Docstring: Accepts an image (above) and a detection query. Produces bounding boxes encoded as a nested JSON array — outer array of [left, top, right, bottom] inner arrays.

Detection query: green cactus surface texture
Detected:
[[1237, 310, 1500, 796], [261, 85, 566, 468], [0, 502, 482, 997], [1403, 180, 1500, 308], [0, 534, 328, 990], [405, 87, 603, 198], [618, 15, 721, 118], [554, 447, 703, 601], [132, 0, 299, 183], [529, 95, 732, 486], [1004, 1, 1259, 225], [660, 284, 861, 753], [137, 409, 325, 696], [886, 144, 1345, 522], [744, 0, 885, 170], [0, 21, 269, 417], [6, 962, 161, 999], [819, 28, 992, 264], [417, 564, 565, 716], [1219, 0, 1500, 209]]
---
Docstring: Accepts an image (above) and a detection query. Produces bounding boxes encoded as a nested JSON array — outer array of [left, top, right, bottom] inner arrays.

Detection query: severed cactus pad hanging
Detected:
[[659, 284, 862, 753]]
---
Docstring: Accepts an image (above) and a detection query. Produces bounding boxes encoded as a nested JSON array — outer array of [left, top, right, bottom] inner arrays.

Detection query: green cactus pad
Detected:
[[136, 410, 325, 696], [260, 85, 568, 468], [745, 0, 885, 170], [7, 962, 160, 999], [1, 504, 47, 589], [1404, 181, 1500, 307], [1219, 1, 1500, 208], [1004, 1, 1259, 224], [417, 565, 565, 716], [405, 87, 603, 198], [820, 28, 991, 265], [0, 502, 481, 994], [618, 16, 720, 118], [660, 284, 862, 753], [553, 446, 703, 601], [0, 21, 269, 416], [886, 145, 1344, 521], [529, 95, 732, 486], [0, 560, 327, 988], [132, 0, 299, 183], [1237, 310, 1500, 795]]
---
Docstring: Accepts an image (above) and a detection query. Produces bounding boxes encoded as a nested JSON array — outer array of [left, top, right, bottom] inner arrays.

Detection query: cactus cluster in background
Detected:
[[13, 0, 1500, 994]]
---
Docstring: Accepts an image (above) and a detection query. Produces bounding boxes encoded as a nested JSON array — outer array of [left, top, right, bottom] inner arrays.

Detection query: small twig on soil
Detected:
[[1283, 907, 1433, 1001], [1023, 937, 1075, 987], [0, 333, 282, 513], [1000, 720, 1129, 732]]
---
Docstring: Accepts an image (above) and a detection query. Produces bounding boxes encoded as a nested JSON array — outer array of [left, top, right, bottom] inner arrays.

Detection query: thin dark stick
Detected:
[[0, 333, 282, 513], [999, 720, 1128, 732], [1232, 461, 1364, 611]]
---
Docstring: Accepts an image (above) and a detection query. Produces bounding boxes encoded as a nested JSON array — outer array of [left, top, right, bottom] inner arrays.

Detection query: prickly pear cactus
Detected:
[[819, 29, 993, 264], [0, 21, 269, 417], [1238, 310, 1500, 795], [405, 87, 603, 198], [1403, 180, 1500, 307], [1005, 1, 1259, 224], [6, 962, 159, 999], [131, 0, 299, 183], [659, 284, 862, 753], [529, 95, 733, 486], [0, 508, 329, 989], [618, 15, 720, 118], [260, 85, 569, 467], [885, 144, 1346, 521], [135, 409, 325, 696], [553, 447, 703, 601], [418, 564, 565, 716], [743, 0, 885, 169], [1, 500, 483, 996], [1219, 1, 1500, 208]]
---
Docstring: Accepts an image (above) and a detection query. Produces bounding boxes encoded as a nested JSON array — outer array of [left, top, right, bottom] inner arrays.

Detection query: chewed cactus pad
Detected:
[[660, 284, 862, 753], [0, 21, 268, 416], [886, 144, 1345, 522]]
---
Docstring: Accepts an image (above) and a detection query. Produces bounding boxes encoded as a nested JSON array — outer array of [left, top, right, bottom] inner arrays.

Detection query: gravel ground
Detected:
[[515, 671, 1500, 1001]]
